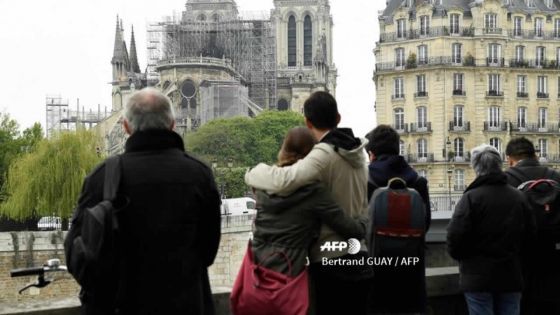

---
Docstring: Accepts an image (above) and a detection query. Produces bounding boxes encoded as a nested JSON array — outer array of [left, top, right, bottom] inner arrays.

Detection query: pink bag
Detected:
[[230, 242, 309, 315]]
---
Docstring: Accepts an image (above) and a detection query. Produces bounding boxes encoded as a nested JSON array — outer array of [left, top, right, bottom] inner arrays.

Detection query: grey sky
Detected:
[[0, 0, 385, 137]]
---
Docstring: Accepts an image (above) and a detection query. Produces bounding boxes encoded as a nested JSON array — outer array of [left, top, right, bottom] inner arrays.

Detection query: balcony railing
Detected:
[[391, 124, 408, 134], [414, 91, 428, 98], [510, 122, 559, 134], [486, 58, 505, 67], [484, 121, 508, 131], [449, 121, 471, 132], [537, 92, 549, 99], [406, 153, 435, 163], [453, 184, 466, 191], [538, 154, 560, 163], [453, 89, 466, 96], [409, 122, 432, 133], [483, 28, 503, 35], [508, 29, 560, 40], [379, 26, 474, 43], [451, 153, 471, 163], [391, 94, 405, 100], [517, 92, 528, 98], [375, 56, 471, 72], [486, 91, 504, 97], [509, 59, 560, 69]]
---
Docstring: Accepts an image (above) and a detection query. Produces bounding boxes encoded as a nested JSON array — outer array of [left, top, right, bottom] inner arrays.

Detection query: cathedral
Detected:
[[103, 0, 337, 153]]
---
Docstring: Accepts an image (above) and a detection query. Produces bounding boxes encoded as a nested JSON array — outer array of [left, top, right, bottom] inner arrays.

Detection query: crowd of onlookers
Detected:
[[64, 88, 559, 315]]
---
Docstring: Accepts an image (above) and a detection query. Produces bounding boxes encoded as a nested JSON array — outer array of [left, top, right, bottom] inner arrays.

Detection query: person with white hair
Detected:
[[65, 88, 221, 315], [447, 144, 536, 315]]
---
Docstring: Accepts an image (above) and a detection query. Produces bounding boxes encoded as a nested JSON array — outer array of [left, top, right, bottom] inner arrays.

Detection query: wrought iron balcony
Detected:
[[453, 89, 466, 96], [486, 91, 504, 97], [414, 91, 428, 98], [391, 124, 408, 134], [510, 122, 559, 134], [517, 92, 528, 98], [483, 121, 508, 131], [406, 153, 435, 163], [486, 58, 505, 67], [537, 92, 549, 99], [391, 94, 405, 100], [483, 28, 503, 35], [451, 152, 471, 163], [453, 184, 466, 191], [449, 121, 471, 132], [379, 26, 474, 43], [409, 122, 432, 133]]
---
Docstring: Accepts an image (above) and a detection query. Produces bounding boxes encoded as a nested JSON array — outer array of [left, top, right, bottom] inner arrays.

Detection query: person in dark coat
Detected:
[[66, 88, 221, 315], [252, 127, 368, 279], [364, 125, 430, 314], [505, 137, 560, 314], [447, 144, 535, 315]]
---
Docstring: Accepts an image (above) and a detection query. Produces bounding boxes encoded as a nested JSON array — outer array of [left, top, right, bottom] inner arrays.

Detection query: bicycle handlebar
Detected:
[[10, 259, 67, 278]]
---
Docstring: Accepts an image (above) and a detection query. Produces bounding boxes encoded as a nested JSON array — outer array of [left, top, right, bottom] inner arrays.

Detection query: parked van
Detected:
[[37, 216, 62, 231], [221, 197, 257, 216]]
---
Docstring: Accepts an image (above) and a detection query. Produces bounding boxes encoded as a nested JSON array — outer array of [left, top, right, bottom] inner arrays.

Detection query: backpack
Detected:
[[64, 155, 127, 295], [507, 167, 560, 255], [367, 177, 426, 260]]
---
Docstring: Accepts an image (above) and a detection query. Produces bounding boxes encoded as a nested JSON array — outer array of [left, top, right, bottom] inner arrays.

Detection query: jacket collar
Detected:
[[514, 158, 540, 168], [320, 128, 361, 151], [369, 155, 418, 186], [125, 129, 185, 153], [465, 172, 508, 192]]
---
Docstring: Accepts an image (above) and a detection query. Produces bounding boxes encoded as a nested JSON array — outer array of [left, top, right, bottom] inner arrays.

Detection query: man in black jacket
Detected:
[[67, 88, 221, 315], [505, 137, 560, 314], [365, 125, 430, 314]]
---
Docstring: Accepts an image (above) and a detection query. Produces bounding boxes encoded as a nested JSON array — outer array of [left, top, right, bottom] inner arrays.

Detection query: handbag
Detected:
[[230, 241, 309, 315]]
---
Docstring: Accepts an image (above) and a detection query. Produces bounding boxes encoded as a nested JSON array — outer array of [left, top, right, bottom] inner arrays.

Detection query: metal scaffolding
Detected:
[[147, 14, 277, 110], [45, 96, 112, 138]]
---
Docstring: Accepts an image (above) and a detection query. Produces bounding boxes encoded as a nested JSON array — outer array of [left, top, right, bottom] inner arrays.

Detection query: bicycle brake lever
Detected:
[[18, 275, 52, 294]]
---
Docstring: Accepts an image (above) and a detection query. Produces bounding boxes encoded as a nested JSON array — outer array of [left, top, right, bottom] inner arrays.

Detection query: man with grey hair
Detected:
[[447, 144, 535, 315], [66, 88, 221, 315]]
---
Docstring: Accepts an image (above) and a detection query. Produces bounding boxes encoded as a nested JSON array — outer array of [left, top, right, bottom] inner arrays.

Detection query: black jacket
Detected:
[[253, 183, 367, 277], [72, 129, 221, 315], [447, 172, 535, 292], [366, 154, 430, 313]]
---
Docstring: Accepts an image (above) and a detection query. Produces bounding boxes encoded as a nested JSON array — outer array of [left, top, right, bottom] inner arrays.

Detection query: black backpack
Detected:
[[64, 155, 127, 294], [507, 167, 560, 257]]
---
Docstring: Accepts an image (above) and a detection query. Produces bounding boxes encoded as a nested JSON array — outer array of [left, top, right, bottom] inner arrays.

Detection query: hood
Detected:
[[320, 128, 368, 169], [256, 184, 320, 213], [465, 172, 508, 193], [369, 155, 418, 186]]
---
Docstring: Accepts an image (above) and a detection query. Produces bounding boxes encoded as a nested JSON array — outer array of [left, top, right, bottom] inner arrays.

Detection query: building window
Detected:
[[417, 106, 428, 128], [394, 77, 404, 99], [515, 45, 525, 63], [417, 169, 427, 180], [454, 105, 464, 128], [417, 138, 428, 158], [527, 0, 536, 8], [513, 16, 523, 36], [536, 46, 546, 67], [454, 169, 465, 191], [303, 15, 313, 67], [418, 45, 428, 65], [394, 108, 405, 131], [454, 138, 465, 158], [517, 75, 527, 97], [396, 48, 405, 68], [417, 75, 427, 96], [484, 14, 498, 33], [538, 107, 548, 129], [555, 19, 560, 37], [397, 19, 407, 39], [452, 43, 462, 64], [488, 106, 501, 128], [277, 99, 289, 111], [197, 14, 207, 21], [288, 16, 297, 67], [453, 73, 464, 94], [557, 47, 560, 66], [538, 76, 548, 98], [399, 140, 406, 156], [535, 17, 544, 37], [488, 74, 501, 96], [450, 14, 460, 34], [488, 43, 501, 65], [517, 107, 527, 128], [420, 15, 430, 36], [539, 139, 548, 158], [490, 137, 502, 153], [545, 0, 554, 9]]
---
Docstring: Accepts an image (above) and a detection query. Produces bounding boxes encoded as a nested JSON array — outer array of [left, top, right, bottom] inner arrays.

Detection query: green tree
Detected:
[[0, 130, 102, 220], [186, 110, 304, 198]]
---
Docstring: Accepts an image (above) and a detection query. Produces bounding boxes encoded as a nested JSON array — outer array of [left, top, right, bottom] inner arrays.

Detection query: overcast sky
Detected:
[[0, 0, 385, 137]]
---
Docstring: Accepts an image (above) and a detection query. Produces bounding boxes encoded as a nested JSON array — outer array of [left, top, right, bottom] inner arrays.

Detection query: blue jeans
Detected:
[[464, 292, 521, 315]]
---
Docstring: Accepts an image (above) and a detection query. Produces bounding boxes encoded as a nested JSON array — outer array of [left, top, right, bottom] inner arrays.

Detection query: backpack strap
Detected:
[[103, 155, 122, 201]]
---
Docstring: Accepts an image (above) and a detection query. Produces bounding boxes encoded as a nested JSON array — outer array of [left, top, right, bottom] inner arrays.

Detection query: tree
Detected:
[[0, 130, 102, 220], [186, 110, 304, 198]]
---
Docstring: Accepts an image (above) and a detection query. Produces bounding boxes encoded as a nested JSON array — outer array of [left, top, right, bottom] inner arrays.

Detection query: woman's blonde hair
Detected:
[[277, 127, 316, 167]]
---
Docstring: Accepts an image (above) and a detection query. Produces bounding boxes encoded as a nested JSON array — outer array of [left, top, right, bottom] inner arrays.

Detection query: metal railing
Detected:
[[414, 91, 428, 98], [486, 58, 505, 67], [409, 122, 432, 133], [379, 26, 474, 43], [406, 153, 435, 163], [391, 124, 408, 134], [391, 94, 405, 100], [517, 92, 528, 98], [483, 121, 508, 131], [430, 195, 463, 212], [483, 28, 503, 35], [508, 29, 560, 40], [453, 90, 466, 96], [510, 122, 559, 134], [449, 121, 471, 132], [537, 92, 549, 99], [509, 59, 560, 69], [451, 153, 471, 163], [486, 91, 504, 97]]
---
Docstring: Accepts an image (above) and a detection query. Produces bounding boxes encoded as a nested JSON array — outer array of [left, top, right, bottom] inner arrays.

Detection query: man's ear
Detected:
[[305, 117, 313, 129], [507, 156, 515, 167], [123, 119, 132, 135], [368, 151, 376, 162]]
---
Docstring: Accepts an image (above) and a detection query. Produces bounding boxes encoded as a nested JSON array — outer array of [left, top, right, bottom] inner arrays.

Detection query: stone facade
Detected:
[[375, 0, 560, 195]]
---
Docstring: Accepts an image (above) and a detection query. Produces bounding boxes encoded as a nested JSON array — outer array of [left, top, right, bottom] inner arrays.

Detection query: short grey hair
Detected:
[[470, 144, 503, 176], [124, 88, 175, 133]]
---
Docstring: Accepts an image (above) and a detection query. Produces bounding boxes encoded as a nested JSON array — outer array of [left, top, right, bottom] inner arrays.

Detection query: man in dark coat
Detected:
[[365, 125, 430, 314], [67, 88, 221, 315], [448, 144, 535, 315], [505, 137, 560, 314]]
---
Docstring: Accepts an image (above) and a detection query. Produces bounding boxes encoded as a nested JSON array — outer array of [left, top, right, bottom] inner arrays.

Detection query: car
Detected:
[[37, 216, 62, 231], [221, 197, 257, 216]]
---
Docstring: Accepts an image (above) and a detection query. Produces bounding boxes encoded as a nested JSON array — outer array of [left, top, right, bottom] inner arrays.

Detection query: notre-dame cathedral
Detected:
[[104, 0, 337, 153]]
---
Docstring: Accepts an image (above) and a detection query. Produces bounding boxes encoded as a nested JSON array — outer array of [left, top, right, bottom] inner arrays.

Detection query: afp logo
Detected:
[[320, 238, 361, 255]]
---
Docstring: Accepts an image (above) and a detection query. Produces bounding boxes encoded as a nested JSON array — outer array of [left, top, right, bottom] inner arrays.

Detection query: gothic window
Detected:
[[197, 14, 206, 22], [180, 80, 197, 109], [304, 15, 313, 67], [212, 14, 220, 22], [277, 99, 289, 111], [288, 16, 297, 67]]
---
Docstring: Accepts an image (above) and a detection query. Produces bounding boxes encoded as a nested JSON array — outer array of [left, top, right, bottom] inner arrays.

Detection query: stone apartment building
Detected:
[[374, 0, 560, 198]]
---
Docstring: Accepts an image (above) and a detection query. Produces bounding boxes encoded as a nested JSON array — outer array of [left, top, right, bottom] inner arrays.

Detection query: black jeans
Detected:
[[309, 253, 372, 315]]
